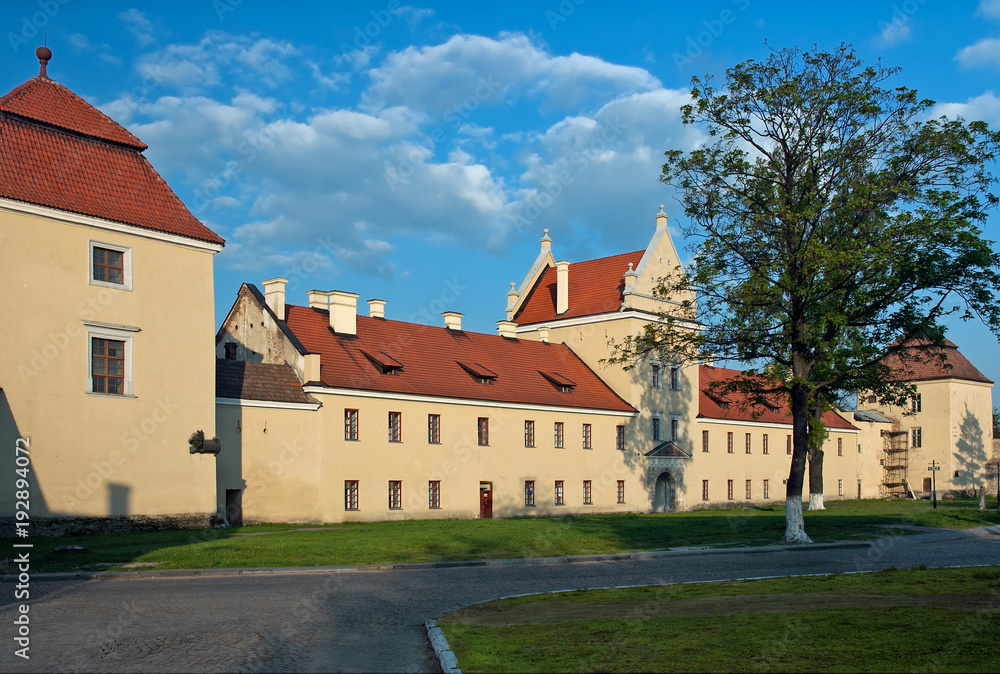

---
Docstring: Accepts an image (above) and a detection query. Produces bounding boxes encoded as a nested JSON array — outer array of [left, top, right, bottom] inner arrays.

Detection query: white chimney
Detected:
[[443, 311, 464, 330], [497, 320, 517, 339], [262, 277, 288, 319], [328, 291, 359, 335], [556, 260, 570, 315], [538, 326, 550, 343], [307, 289, 328, 310], [303, 353, 322, 383], [368, 299, 387, 318], [656, 204, 668, 230]]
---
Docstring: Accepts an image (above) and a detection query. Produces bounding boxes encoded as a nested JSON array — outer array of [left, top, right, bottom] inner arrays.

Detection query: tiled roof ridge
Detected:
[[0, 76, 147, 150], [566, 248, 646, 266], [286, 302, 514, 339]]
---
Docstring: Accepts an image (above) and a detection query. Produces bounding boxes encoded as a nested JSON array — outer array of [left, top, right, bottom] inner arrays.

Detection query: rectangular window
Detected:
[[745, 433, 752, 454], [912, 393, 922, 414], [727, 432, 734, 454], [90, 241, 131, 290], [525, 420, 535, 448], [478, 417, 489, 446], [345, 409, 359, 441], [786, 434, 792, 455], [582, 423, 592, 449], [651, 364, 661, 388], [388, 480, 402, 509], [428, 414, 441, 444], [91, 337, 125, 394], [838, 479, 844, 496], [616, 425, 625, 451], [554, 480, 564, 505], [702, 429, 710, 453], [652, 417, 661, 441], [763, 479, 769, 499], [388, 412, 401, 442], [762, 434, 769, 455], [837, 437, 843, 456], [554, 422, 564, 448], [583, 480, 592, 505], [702, 479, 709, 501], [345, 480, 359, 510], [617, 480, 625, 504], [669, 367, 679, 390], [746, 479, 752, 500], [428, 480, 441, 509], [727, 479, 734, 500], [912, 427, 922, 448], [670, 418, 679, 442], [524, 480, 535, 507]]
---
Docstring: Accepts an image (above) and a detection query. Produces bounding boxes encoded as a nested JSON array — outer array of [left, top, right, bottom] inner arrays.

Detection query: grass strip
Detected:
[[3, 498, 997, 574]]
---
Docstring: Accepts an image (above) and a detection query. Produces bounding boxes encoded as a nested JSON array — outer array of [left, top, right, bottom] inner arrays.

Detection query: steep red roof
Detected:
[[883, 339, 992, 384], [514, 250, 644, 325], [216, 360, 317, 405], [0, 77, 146, 149], [282, 304, 635, 412], [698, 365, 857, 430], [0, 74, 224, 246]]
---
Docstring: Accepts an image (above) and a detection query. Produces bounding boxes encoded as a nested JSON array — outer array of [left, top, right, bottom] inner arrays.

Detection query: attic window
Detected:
[[763, 400, 781, 413], [705, 390, 730, 409], [362, 350, 404, 376], [541, 371, 576, 393], [458, 362, 498, 385]]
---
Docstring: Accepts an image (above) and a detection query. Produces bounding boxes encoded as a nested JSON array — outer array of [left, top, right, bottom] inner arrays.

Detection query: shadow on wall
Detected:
[[953, 404, 988, 491], [0, 389, 52, 517]]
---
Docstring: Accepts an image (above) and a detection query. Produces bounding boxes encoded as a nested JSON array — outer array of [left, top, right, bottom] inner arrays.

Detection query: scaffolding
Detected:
[[880, 430, 914, 498]]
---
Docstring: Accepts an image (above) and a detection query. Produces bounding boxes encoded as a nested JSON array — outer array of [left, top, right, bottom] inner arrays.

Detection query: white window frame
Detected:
[[85, 321, 139, 397], [89, 240, 133, 291]]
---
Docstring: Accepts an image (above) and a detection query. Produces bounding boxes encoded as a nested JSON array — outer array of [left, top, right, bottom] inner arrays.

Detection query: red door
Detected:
[[479, 483, 493, 519]]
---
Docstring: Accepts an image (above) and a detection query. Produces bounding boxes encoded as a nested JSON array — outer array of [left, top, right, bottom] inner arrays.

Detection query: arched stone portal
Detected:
[[653, 471, 674, 513]]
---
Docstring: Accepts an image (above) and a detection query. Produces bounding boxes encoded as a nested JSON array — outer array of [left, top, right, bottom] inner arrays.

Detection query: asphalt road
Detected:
[[1, 525, 998, 673]]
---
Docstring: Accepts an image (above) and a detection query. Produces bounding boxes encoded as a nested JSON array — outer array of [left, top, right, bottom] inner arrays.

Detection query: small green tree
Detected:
[[607, 45, 1000, 543]]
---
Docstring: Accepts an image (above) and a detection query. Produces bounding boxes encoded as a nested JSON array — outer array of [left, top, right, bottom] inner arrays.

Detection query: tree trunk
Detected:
[[782, 383, 813, 544], [808, 447, 825, 510]]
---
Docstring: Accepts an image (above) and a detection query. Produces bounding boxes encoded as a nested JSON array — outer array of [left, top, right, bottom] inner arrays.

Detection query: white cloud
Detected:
[[119, 9, 155, 47], [956, 36, 1000, 67], [930, 91, 1000, 125], [979, 0, 1000, 20], [878, 17, 911, 45]]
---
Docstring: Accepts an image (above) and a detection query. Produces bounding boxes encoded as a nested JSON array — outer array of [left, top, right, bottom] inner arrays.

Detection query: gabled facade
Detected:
[[215, 282, 640, 523], [0, 50, 224, 529], [860, 339, 994, 497]]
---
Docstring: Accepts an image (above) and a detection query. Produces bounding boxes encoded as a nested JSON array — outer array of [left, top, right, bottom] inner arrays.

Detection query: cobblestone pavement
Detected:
[[1, 525, 997, 673]]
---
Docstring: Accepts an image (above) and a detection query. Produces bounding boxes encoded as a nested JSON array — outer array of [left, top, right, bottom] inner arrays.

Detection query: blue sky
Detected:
[[4, 0, 1000, 404]]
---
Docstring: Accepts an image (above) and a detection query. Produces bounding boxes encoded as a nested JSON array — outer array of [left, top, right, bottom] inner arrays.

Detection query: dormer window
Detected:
[[458, 362, 498, 385], [540, 371, 576, 393], [705, 390, 731, 410], [362, 350, 404, 376]]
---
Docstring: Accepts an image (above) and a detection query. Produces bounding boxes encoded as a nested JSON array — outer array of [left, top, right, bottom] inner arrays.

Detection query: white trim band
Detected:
[[216, 397, 321, 411], [698, 417, 859, 434]]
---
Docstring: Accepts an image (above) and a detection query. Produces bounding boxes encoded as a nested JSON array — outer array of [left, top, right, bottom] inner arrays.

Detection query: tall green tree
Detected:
[[607, 45, 1000, 543]]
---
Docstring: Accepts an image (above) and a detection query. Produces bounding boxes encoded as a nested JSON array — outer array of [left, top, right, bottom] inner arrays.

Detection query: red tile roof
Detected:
[[698, 365, 857, 430], [883, 339, 992, 384], [216, 360, 317, 405], [0, 75, 224, 246], [514, 250, 644, 325], [282, 303, 636, 412]]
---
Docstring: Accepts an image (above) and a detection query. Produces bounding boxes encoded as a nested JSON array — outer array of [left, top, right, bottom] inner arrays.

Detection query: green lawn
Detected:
[[439, 566, 1000, 673], [4, 497, 998, 574]]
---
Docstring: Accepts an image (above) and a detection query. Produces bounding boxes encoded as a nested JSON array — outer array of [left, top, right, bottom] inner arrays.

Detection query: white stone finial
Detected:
[[541, 227, 551, 241], [509, 281, 516, 291], [627, 263, 634, 271]]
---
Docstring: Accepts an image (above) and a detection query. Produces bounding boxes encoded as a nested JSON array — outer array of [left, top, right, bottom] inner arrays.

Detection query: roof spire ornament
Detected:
[[36, 45, 52, 79]]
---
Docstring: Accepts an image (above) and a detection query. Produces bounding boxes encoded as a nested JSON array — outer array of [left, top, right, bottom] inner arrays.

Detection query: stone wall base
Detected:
[[0, 513, 222, 537]]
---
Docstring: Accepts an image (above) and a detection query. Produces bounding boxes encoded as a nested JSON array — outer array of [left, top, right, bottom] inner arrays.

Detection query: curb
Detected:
[[425, 619, 462, 674], [0, 541, 874, 583]]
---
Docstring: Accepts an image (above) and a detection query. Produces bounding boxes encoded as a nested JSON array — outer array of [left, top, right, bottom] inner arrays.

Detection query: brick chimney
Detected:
[[329, 291, 359, 335]]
